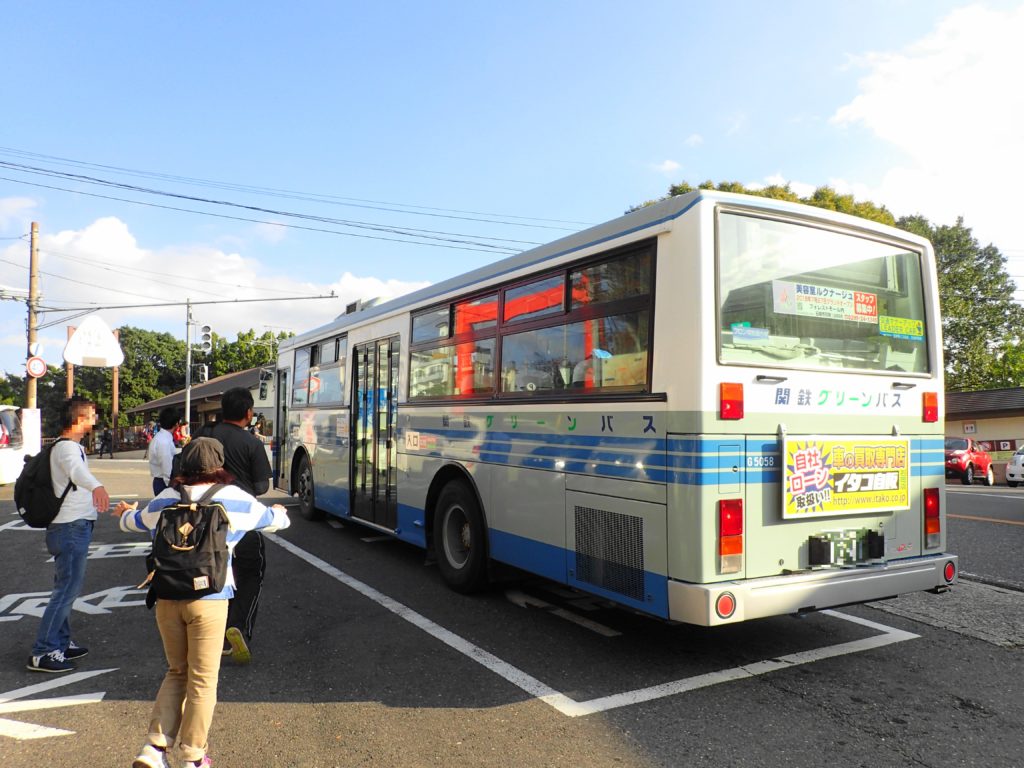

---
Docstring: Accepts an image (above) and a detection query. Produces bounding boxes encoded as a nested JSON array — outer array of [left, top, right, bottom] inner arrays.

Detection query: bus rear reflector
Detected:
[[715, 591, 737, 619], [922, 391, 938, 423], [719, 499, 743, 573], [924, 487, 940, 547], [944, 561, 956, 583], [720, 382, 744, 420]]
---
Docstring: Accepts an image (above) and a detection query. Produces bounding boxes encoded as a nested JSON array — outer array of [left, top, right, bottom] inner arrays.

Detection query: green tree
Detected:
[[208, 329, 285, 379], [898, 215, 1024, 391], [631, 180, 893, 223]]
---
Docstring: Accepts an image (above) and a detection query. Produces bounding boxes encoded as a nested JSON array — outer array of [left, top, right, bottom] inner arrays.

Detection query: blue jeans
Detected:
[[32, 519, 94, 656]]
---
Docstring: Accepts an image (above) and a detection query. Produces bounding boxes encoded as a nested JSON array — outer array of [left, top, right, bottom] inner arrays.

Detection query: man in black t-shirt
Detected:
[[199, 387, 272, 663]]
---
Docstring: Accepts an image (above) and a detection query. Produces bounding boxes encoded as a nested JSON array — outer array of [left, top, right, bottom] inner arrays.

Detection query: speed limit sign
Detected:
[[26, 356, 47, 378]]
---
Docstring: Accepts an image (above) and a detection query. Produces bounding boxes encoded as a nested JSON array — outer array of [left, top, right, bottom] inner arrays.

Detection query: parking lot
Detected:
[[1, 459, 1022, 767]]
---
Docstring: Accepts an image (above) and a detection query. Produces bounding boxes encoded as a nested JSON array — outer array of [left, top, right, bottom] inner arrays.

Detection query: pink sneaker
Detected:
[[182, 757, 212, 767]]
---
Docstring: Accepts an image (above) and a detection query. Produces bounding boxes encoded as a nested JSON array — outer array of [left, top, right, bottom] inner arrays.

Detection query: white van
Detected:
[[0, 405, 25, 485]]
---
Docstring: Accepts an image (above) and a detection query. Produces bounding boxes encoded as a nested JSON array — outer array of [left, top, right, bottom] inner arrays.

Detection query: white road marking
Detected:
[[505, 589, 621, 637], [945, 490, 1016, 499], [267, 534, 918, 717], [0, 668, 117, 740]]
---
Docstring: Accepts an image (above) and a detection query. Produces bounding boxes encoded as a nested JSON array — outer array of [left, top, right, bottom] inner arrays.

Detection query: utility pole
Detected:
[[184, 299, 193, 429], [25, 222, 39, 408]]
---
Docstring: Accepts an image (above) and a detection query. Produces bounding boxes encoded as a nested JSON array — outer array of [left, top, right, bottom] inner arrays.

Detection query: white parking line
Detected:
[[267, 534, 919, 717]]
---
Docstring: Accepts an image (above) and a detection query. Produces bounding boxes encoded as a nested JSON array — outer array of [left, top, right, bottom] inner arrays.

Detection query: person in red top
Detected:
[[171, 421, 190, 447]]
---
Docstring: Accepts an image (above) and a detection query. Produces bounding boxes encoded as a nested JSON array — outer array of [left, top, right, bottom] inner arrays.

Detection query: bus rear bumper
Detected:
[[667, 554, 959, 626]]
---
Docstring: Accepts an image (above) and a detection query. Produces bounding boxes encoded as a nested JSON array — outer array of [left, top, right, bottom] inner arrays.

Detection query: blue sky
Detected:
[[1, 1, 1022, 376]]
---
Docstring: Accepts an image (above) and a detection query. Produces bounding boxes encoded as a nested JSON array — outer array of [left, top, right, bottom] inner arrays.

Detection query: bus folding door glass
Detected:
[[454, 339, 495, 395], [717, 213, 929, 374], [503, 275, 565, 324], [292, 348, 310, 405], [410, 345, 456, 398], [454, 293, 497, 335], [570, 252, 652, 308], [412, 307, 451, 343]]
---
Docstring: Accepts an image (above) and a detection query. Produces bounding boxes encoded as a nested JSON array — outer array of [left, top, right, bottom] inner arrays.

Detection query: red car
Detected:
[[944, 437, 994, 485]]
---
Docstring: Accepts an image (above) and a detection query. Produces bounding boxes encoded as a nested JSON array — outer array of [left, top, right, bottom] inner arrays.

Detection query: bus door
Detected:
[[274, 368, 289, 490], [351, 337, 399, 529]]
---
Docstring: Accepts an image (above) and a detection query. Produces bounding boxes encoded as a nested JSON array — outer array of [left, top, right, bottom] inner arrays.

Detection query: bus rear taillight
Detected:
[[924, 487, 941, 548], [720, 383, 744, 420], [719, 498, 743, 573], [922, 391, 938, 423]]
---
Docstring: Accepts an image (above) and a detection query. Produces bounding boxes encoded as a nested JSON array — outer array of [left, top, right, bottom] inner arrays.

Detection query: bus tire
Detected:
[[962, 465, 974, 485], [433, 481, 489, 594], [296, 454, 323, 521]]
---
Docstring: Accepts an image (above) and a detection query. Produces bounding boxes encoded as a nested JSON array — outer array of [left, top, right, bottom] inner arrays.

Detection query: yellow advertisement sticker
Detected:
[[879, 315, 924, 340], [783, 436, 911, 519]]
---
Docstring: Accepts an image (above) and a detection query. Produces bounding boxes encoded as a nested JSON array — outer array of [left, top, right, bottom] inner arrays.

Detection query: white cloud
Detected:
[[0, 215, 430, 373], [683, 134, 703, 147], [652, 159, 681, 175], [832, 4, 1024, 250], [0, 197, 37, 230]]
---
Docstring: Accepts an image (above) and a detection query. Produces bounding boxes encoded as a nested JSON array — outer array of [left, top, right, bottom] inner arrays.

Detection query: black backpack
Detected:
[[13, 439, 76, 528], [143, 484, 230, 605]]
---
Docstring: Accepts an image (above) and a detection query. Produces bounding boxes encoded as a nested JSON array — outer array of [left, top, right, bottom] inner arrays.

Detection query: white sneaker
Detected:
[[132, 743, 170, 768]]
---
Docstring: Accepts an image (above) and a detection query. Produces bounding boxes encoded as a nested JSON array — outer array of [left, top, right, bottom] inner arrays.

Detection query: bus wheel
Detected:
[[296, 455, 323, 521], [983, 465, 995, 486], [433, 481, 488, 593]]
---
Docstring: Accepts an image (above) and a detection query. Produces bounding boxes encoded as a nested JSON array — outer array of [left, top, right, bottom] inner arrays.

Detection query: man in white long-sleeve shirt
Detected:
[[27, 396, 110, 673], [148, 407, 178, 495]]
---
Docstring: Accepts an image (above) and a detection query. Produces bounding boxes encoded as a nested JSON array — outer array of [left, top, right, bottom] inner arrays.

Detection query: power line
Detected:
[[0, 175, 520, 255], [0, 146, 592, 228], [0, 160, 542, 250]]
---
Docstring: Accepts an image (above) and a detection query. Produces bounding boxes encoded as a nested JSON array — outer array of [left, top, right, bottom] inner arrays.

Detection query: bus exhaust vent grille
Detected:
[[574, 506, 644, 601]]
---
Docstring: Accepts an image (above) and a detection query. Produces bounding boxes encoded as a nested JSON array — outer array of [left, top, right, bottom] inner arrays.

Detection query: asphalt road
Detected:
[[945, 484, 1024, 590], [0, 460, 1021, 768]]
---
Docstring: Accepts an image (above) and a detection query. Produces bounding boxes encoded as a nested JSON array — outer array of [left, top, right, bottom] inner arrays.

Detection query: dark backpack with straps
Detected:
[[143, 484, 230, 604], [13, 438, 76, 528]]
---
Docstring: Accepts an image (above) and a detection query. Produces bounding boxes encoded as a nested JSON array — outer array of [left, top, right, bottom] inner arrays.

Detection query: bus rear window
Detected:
[[717, 212, 930, 374]]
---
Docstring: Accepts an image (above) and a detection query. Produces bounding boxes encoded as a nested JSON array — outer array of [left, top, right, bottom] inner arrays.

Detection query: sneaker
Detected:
[[225, 626, 251, 664], [64, 641, 89, 660], [132, 744, 170, 768], [182, 757, 212, 767], [26, 650, 75, 673], [222, 638, 232, 657]]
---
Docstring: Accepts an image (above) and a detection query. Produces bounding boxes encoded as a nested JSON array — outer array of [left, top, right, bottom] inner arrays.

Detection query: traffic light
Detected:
[[198, 325, 213, 354], [197, 364, 208, 383]]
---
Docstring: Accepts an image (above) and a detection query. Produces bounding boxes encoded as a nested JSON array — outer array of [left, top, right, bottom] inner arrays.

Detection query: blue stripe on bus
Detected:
[[489, 528, 669, 617], [404, 429, 943, 485]]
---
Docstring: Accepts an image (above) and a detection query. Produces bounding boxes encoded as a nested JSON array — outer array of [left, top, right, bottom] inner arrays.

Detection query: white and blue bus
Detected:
[[274, 190, 956, 625]]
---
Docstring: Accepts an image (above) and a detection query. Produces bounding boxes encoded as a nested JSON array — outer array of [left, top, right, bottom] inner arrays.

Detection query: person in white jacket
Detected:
[[113, 437, 290, 768], [27, 396, 110, 673]]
